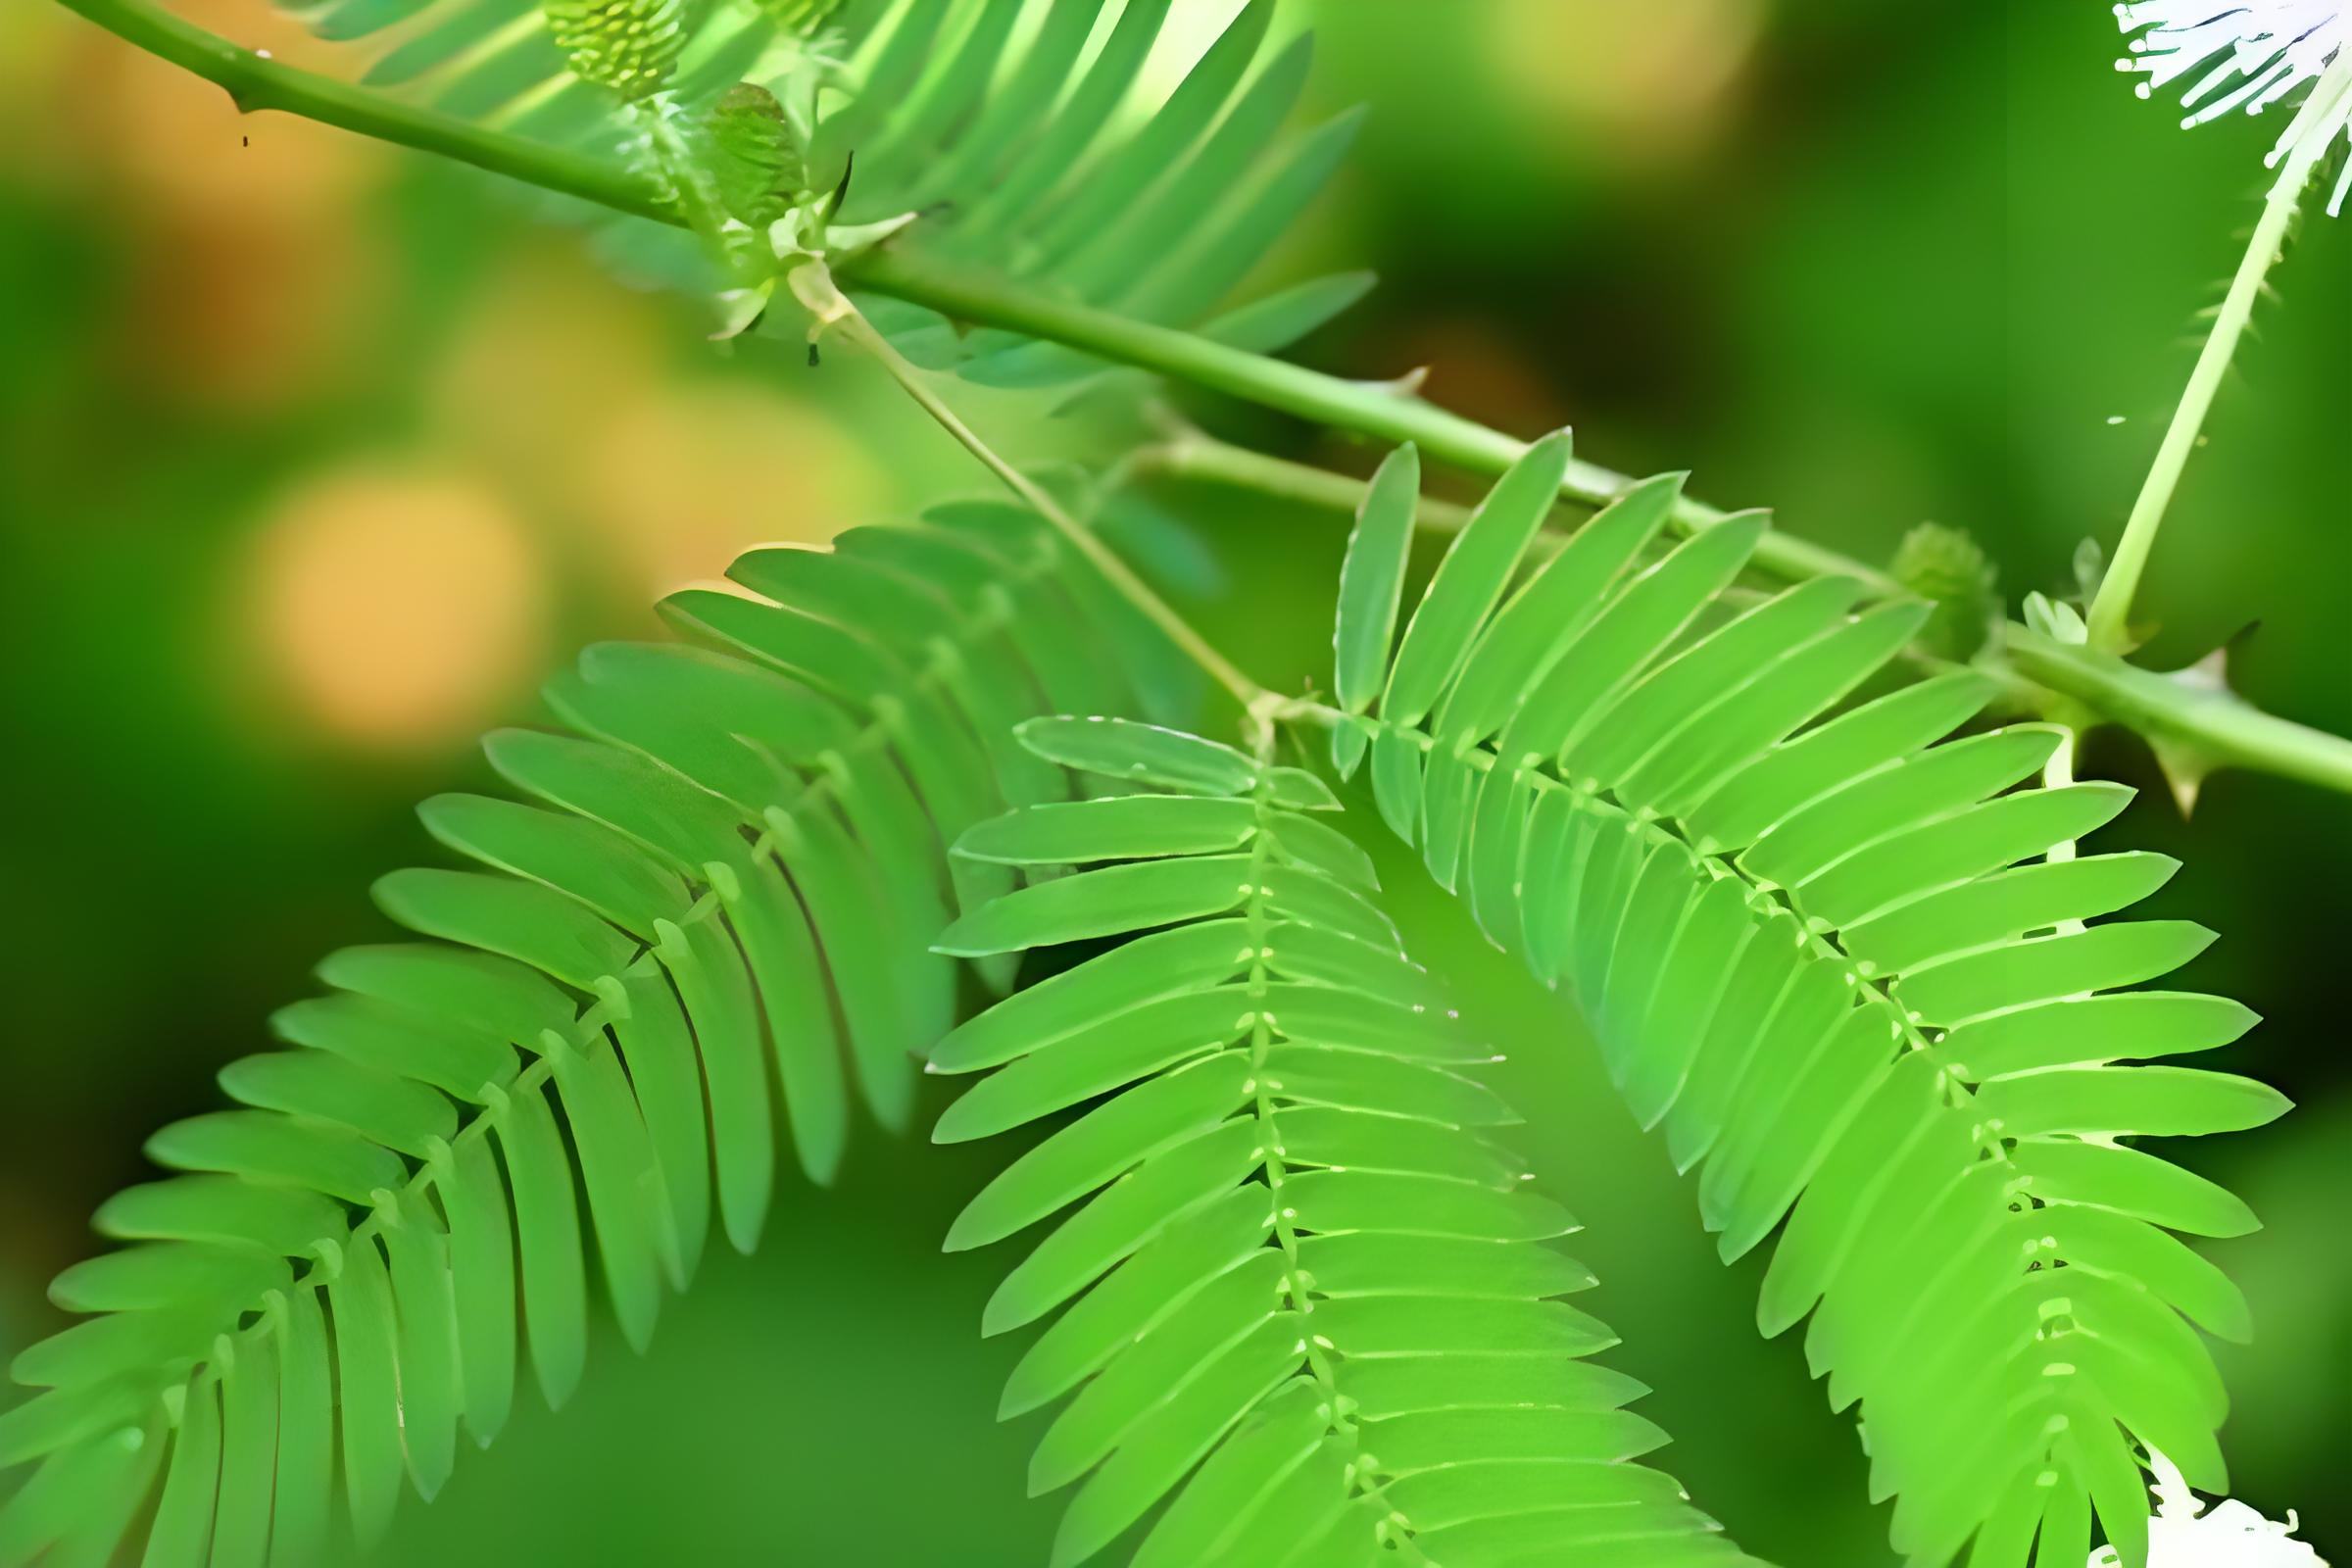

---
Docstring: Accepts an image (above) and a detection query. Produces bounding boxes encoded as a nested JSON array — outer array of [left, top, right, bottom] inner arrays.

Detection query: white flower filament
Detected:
[[2115, 1, 2352, 210]]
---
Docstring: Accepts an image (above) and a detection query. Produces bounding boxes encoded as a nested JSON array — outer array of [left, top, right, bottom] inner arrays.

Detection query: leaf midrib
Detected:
[[1366, 717, 2084, 1423], [104, 536, 1052, 1438]]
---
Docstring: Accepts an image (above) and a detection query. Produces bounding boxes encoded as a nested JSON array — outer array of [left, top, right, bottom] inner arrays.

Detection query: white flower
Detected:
[[2086, 1450, 2328, 1568], [2115, 1, 2352, 210]]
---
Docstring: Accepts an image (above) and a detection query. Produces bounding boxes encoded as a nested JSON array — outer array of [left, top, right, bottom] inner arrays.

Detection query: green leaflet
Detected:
[[494, 1077, 590, 1411], [1382, 431, 1571, 727], [932, 992, 1250, 1145], [937, 858, 1258, 955], [969, 3, 1306, 369], [142, 1113, 406, 1207], [933, 717, 1761, 1568], [1843, 849, 2181, 974], [1016, 0, 1277, 273], [909, 1, 1364, 387], [1016, 715, 1258, 796], [210, 1323, 277, 1566], [270, 1290, 333, 1563], [651, 906, 783, 1240], [1332, 447, 2287, 1568], [434, 1132, 517, 1447], [271, 0, 1365, 385], [214, 1051, 457, 1156], [1331, 443, 1421, 720], [954, 794, 1260, 863], [48, 1250, 287, 1318], [0, 505, 1165, 1565], [1435, 469, 1683, 751], [0, 1424, 156, 1567], [141, 1369, 220, 1568], [931, 920, 1253, 1073], [327, 1234, 402, 1545], [947, 1054, 1256, 1252], [1494, 513, 1769, 771]]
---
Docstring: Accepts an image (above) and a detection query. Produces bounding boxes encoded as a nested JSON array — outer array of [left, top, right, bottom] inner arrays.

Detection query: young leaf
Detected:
[[931, 716, 1762, 1567], [0, 507, 1167, 1563], [1330, 452, 2286, 1564]]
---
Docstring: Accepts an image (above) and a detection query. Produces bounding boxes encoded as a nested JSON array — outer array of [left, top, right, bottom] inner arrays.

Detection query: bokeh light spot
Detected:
[[242, 466, 547, 751], [1485, 0, 1768, 167], [584, 380, 883, 598]]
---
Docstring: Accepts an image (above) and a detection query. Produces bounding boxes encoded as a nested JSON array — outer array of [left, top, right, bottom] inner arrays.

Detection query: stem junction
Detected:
[[45, 0, 2352, 805]]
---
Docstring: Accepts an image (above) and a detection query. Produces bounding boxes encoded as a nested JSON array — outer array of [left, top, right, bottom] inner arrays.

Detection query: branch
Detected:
[[790, 266, 1270, 713], [47, 0, 2352, 802], [53, 0, 673, 222], [2008, 626, 2352, 801], [852, 250, 1899, 597], [1125, 434, 1489, 535], [49, 0, 1883, 589], [1145, 435, 2352, 804], [2083, 174, 2302, 653]]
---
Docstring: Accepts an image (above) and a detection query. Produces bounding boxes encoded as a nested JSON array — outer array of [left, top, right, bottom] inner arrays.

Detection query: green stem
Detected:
[[791, 267, 1270, 712], [2041, 726, 2089, 935], [1169, 432, 2352, 803], [34, 0, 1878, 601], [43, 0, 2352, 801], [52, 0, 1866, 588], [1127, 434, 1491, 535], [52, 0, 672, 222], [854, 251, 1898, 596], [2085, 54, 2352, 653], [2008, 625, 2352, 799], [2085, 177, 2299, 650]]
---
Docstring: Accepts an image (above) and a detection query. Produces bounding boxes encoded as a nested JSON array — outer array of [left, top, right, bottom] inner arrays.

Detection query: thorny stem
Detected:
[[44, 0, 2352, 800], [1159, 431, 2352, 801], [42, 0, 1850, 582], [50, 0, 671, 221], [854, 252, 1901, 597], [1126, 433, 1490, 536], [790, 265, 1271, 712], [2009, 622, 2352, 798], [2086, 51, 2352, 653]]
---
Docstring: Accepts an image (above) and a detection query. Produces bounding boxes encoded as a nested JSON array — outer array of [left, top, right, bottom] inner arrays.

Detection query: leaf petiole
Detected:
[[788, 265, 1272, 715]]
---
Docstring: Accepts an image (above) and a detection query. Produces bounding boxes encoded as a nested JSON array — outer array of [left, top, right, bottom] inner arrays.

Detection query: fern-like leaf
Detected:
[[270, 0, 1361, 379], [0, 502, 1180, 1567], [837, 0, 1368, 382], [930, 716, 1763, 1568], [1325, 441, 2287, 1568]]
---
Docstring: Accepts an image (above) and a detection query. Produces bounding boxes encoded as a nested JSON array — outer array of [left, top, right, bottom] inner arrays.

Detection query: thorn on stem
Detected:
[[821, 150, 855, 223]]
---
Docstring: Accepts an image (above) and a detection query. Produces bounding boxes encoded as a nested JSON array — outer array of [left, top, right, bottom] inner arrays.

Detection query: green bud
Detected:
[[1893, 522, 1999, 662], [709, 81, 803, 227], [543, 0, 685, 104]]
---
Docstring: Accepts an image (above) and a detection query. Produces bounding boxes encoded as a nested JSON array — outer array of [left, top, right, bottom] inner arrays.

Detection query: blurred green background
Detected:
[[2, 1, 2346, 1562]]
